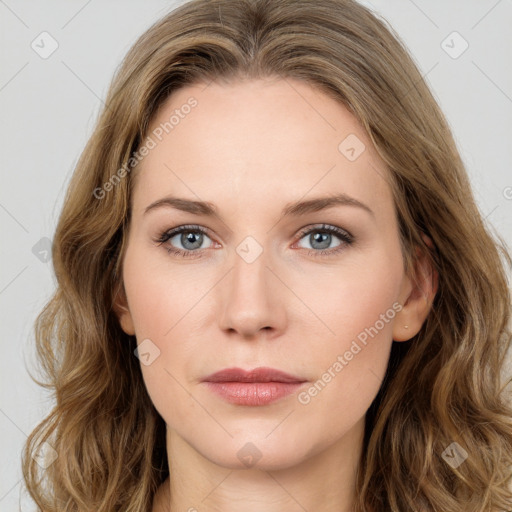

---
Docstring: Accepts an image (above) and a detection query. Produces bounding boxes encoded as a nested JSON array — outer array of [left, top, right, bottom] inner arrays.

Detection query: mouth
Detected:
[[201, 367, 307, 406]]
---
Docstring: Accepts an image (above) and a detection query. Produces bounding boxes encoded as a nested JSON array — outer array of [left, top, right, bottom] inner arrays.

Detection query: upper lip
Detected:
[[202, 367, 306, 383]]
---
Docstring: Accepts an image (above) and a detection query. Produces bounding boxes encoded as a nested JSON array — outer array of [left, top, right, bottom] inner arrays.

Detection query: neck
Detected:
[[153, 418, 364, 512]]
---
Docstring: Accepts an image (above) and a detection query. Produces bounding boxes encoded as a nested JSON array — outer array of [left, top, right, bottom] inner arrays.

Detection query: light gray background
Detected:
[[1, 1, 511, 510]]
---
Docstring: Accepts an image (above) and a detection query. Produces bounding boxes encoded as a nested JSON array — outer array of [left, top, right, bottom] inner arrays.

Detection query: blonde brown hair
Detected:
[[22, 0, 512, 510]]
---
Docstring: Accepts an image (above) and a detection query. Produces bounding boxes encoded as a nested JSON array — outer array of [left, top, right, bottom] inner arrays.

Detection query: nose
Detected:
[[217, 242, 286, 340]]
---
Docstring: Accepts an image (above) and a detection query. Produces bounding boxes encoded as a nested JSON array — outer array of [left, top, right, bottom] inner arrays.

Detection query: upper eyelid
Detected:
[[162, 223, 348, 234], [296, 224, 352, 238]]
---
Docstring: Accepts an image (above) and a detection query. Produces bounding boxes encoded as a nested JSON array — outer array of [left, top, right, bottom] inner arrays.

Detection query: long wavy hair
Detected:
[[22, 0, 512, 510]]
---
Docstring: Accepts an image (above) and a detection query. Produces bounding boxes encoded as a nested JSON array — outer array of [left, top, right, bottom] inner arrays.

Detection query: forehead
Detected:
[[130, 77, 393, 219]]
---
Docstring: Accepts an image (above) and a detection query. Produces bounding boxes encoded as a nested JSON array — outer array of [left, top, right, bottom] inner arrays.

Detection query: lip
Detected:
[[202, 367, 305, 384], [202, 367, 307, 406]]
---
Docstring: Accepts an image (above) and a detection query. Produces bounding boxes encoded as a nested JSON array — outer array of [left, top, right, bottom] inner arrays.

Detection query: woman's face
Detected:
[[116, 77, 420, 470]]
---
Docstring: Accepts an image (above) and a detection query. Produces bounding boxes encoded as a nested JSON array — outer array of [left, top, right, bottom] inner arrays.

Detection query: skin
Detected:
[[114, 77, 437, 512]]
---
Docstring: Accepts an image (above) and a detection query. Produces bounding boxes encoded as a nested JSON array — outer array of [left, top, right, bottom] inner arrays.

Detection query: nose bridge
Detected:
[[218, 235, 283, 337]]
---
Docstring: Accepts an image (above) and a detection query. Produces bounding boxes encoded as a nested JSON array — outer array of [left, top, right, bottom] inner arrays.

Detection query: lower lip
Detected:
[[203, 381, 305, 406]]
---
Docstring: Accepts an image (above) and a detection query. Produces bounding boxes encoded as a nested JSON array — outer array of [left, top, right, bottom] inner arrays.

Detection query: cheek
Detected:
[[123, 245, 206, 338], [122, 252, 211, 422], [295, 244, 403, 348], [293, 248, 402, 410]]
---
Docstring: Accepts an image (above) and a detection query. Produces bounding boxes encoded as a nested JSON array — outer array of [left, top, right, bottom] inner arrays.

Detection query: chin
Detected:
[[190, 431, 320, 471]]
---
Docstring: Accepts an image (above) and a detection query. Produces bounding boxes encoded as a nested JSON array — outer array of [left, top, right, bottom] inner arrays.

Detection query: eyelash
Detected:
[[154, 223, 354, 259]]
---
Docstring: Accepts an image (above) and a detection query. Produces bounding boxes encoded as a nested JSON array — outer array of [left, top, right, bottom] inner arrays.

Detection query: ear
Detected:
[[112, 282, 136, 336], [392, 235, 438, 342]]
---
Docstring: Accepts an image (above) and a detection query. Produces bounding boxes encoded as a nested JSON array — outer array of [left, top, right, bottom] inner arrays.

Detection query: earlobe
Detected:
[[392, 237, 438, 342], [112, 282, 136, 336]]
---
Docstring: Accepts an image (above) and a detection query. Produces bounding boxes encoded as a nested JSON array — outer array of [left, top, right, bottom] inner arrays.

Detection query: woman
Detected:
[[22, 0, 512, 510]]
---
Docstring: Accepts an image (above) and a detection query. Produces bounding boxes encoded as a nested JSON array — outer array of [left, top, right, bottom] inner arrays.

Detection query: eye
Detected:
[[154, 223, 354, 259], [294, 224, 353, 257], [155, 224, 215, 258]]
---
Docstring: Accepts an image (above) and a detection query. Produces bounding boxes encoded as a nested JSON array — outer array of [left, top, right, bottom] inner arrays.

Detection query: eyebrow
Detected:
[[143, 193, 374, 219]]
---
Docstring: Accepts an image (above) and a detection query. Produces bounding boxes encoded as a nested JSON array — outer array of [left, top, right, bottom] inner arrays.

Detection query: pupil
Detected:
[[312, 232, 330, 250], [183, 232, 202, 249]]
